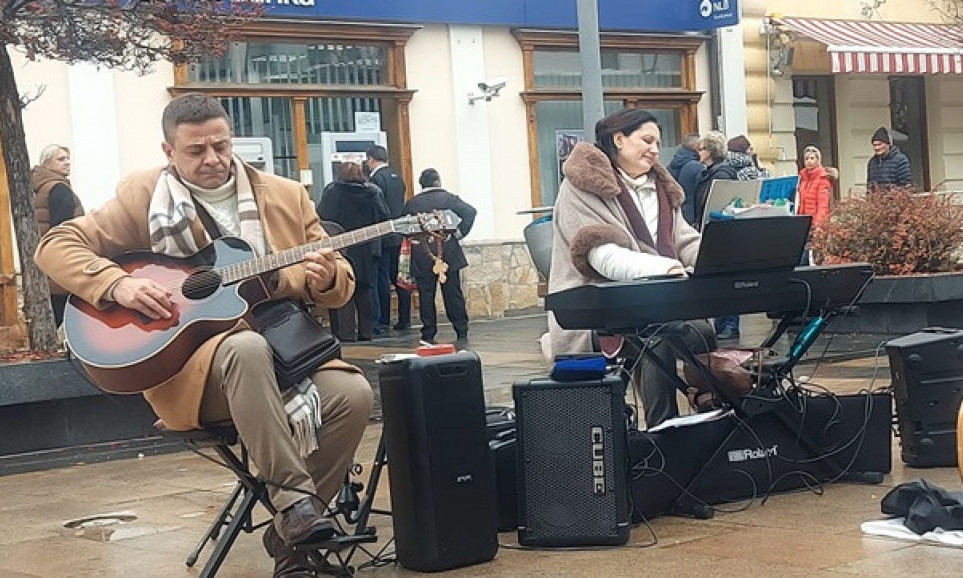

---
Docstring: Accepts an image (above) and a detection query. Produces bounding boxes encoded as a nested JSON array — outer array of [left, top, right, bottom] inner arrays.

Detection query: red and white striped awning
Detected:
[[776, 17, 963, 75]]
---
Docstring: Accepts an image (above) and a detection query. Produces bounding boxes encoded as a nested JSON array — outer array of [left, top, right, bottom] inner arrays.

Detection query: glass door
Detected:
[[889, 76, 929, 190], [304, 96, 383, 202], [219, 97, 297, 179]]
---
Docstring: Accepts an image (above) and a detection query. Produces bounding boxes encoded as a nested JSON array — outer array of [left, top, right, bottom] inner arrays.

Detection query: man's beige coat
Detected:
[[35, 163, 359, 430]]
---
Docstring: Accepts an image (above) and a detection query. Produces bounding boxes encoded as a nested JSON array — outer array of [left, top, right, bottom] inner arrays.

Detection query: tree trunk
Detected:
[[0, 44, 59, 354]]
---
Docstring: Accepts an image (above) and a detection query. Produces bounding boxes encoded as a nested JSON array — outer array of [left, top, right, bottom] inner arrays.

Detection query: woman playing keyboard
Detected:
[[548, 108, 715, 428]]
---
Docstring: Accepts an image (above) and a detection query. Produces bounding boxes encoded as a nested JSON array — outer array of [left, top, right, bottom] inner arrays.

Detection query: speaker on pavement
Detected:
[[379, 352, 498, 571], [887, 327, 963, 467], [513, 374, 630, 547], [486, 406, 519, 532]]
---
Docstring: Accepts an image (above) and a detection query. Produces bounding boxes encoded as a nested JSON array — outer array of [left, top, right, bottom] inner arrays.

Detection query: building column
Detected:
[[717, 23, 749, 138], [68, 64, 121, 210], [740, 0, 797, 175], [447, 25, 495, 240]]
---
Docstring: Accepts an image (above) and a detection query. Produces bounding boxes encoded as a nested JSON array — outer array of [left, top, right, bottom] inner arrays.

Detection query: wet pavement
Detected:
[[1, 313, 961, 577]]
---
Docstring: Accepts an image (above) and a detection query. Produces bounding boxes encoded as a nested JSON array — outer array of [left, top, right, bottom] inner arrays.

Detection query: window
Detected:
[[173, 22, 418, 193], [190, 42, 389, 86], [533, 50, 684, 89], [536, 102, 683, 206], [515, 30, 704, 207], [889, 76, 929, 190], [220, 97, 297, 177]]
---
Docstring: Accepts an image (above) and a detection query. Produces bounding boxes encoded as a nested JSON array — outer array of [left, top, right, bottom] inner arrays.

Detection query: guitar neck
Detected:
[[219, 221, 397, 284]]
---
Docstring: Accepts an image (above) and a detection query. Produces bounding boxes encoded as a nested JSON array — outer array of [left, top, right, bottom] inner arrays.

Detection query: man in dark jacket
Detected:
[[403, 169, 476, 347], [366, 145, 411, 334], [667, 133, 704, 226], [866, 126, 912, 190]]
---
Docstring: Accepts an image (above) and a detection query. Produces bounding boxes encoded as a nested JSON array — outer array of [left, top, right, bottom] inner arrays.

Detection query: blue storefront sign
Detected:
[[237, 0, 739, 32]]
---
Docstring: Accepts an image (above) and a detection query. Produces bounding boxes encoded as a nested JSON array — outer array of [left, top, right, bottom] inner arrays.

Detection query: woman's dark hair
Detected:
[[419, 168, 440, 188], [338, 162, 365, 183], [594, 108, 660, 162]]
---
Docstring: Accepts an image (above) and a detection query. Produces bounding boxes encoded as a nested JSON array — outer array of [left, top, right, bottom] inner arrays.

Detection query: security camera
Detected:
[[477, 77, 507, 93], [468, 77, 508, 105]]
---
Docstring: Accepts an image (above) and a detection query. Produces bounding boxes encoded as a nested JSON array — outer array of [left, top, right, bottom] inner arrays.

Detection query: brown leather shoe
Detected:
[[273, 496, 336, 546], [263, 524, 314, 578]]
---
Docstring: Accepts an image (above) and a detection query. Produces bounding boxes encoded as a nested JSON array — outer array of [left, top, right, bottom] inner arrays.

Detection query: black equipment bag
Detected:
[[251, 299, 341, 389]]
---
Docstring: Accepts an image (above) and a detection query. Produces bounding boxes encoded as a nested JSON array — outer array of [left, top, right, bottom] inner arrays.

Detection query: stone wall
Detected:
[[459, 240, 542, 319]]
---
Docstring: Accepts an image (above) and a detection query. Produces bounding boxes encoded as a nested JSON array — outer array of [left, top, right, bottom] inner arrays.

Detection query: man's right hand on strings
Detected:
[[110, 277, 173, 320]]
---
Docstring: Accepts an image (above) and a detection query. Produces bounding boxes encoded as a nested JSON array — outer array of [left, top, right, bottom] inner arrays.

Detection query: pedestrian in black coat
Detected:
[[403, 168, 477, 345], [316, 162, 389, 341], [667, 133, 705, 226], [366, 145, 411, 332], [867, 127, 913, 190]]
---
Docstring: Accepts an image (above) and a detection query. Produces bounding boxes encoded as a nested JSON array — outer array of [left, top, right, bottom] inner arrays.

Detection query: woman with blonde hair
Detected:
[[797, 145, 832, 228], [31, 144, 84, 325]]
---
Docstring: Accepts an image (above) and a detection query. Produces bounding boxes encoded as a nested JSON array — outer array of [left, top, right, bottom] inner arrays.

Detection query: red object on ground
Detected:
[[416, 344, 456, 357]]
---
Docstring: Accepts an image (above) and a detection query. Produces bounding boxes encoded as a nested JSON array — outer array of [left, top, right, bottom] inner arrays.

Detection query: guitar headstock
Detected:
[[392, 210, 463, 237]]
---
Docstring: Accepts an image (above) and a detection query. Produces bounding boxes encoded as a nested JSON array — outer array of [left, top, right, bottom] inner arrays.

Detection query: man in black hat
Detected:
[[866, 126, 912, 190]]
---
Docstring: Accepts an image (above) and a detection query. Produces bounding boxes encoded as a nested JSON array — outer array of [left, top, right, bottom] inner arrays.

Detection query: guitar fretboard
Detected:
[[218, 221, 397, 284]]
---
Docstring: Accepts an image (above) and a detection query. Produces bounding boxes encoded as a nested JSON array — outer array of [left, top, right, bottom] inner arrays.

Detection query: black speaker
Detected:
[[379, 352, 498, 572], [513, 374, 630, 547], [486, 406, 519, 532], [887, 327, 963, 467], [629, 391, 893, 520]]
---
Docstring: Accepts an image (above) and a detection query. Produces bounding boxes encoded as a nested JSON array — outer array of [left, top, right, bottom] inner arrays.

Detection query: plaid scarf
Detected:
[[148, 155, 265, 257], [282, 378, 324, 458]]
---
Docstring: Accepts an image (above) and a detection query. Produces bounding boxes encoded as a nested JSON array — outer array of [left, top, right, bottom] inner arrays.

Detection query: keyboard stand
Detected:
[[623, 308, 885, 519]]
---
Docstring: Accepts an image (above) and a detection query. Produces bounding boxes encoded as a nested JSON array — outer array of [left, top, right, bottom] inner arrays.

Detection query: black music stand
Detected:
[[296, 429, 393, 575]]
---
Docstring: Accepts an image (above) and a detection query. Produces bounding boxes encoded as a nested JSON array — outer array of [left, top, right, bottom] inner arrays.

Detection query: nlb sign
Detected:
[[241, 0, 741, 33], [700, 0, 737, 23]]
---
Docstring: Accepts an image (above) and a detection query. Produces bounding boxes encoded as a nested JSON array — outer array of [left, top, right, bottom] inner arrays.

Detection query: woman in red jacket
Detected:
[[797, 145, 832, 265], [797, 145, 832, 227]]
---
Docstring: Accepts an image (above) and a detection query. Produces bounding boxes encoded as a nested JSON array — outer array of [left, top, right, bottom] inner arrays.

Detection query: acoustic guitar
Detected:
[[64, 211, 461, 394], [958, 400, 963, 484]]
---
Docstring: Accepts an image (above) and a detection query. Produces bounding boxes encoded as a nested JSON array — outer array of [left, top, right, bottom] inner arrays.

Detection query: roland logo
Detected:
[[455, 474, 473, 484], [727, 444, 779, 462], [591, 426, 605, 495], [733, 280, 760, 290]]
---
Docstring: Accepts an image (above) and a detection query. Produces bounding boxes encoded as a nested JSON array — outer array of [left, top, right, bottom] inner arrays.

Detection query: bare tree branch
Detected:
[[0, 0, 262, 352], [18, 82, 43, 107]]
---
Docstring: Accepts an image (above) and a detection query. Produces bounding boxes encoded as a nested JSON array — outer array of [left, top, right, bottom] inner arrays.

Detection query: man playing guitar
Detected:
[[35, 93, 372, 578]]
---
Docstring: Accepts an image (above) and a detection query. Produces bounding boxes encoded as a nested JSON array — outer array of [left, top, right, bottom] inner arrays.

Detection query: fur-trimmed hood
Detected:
[[561, 142, 684, 208], [548, 143, 701, 358], [31, 164, 70, 192]]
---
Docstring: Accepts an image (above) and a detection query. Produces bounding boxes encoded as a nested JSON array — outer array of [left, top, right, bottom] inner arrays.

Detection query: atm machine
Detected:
[[309, 131, 388, 201], [232, 137, 275, 174]]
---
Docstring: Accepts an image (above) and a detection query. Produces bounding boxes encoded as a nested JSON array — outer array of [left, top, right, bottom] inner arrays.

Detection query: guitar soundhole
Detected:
[[182, 269, 223, 300]]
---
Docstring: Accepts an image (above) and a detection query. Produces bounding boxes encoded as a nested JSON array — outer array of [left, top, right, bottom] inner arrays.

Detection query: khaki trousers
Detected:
[[199, 331, 374, 512]]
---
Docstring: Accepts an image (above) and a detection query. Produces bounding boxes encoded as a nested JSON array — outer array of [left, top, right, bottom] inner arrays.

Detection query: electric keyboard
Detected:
[[546, 263, 874, 333]]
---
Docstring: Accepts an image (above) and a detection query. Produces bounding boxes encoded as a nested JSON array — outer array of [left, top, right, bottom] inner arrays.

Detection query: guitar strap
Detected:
[[192, 199, 223, 241]]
